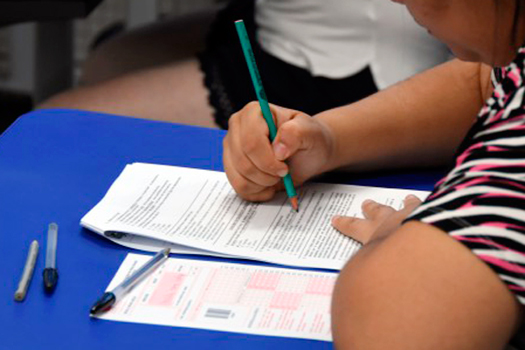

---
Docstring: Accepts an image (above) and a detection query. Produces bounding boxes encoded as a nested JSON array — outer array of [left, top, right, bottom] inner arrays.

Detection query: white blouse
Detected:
[[255, 0, 450, 89]]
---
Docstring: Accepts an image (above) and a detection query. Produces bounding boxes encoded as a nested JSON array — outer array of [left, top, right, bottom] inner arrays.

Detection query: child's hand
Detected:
[[223, 102, 335, 202], [332, 195, 422, 244]]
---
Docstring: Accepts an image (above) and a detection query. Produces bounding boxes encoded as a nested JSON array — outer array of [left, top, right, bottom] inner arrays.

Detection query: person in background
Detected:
[[222, 0, 525, 348], [39, 0, 449, 128]]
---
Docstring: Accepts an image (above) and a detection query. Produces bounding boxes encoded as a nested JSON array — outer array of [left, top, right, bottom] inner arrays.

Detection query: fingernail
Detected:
[[277, 169, 288, 177], [332, 216, 340, 225], [273, 142, 288, 160], [405, 194, 418, 201], [362, 199, 374, 206]]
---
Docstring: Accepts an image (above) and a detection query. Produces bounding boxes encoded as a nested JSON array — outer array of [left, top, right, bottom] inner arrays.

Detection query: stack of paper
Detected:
[[81, 163, 429, 270]]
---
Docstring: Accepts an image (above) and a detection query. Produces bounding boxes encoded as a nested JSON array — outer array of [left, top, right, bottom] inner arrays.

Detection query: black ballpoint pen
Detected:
[[90, 247, 170, 315]]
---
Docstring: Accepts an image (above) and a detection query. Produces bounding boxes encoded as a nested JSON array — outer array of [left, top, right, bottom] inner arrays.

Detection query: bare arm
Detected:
[[332, 221, 522, 349], [318, 59, 493, 172], [222, 59, 493, 201]]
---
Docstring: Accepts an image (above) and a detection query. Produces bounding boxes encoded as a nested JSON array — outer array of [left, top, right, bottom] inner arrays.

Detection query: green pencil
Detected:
[[235, 19, 298, 212]]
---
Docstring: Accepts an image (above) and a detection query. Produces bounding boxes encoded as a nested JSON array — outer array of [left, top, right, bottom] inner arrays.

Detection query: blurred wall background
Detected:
[[0, 0, 221, 92], [0, 0, 222, 131]]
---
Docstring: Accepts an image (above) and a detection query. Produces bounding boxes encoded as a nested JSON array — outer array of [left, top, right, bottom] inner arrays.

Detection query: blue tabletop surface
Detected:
[[0, 109, 444, 350]]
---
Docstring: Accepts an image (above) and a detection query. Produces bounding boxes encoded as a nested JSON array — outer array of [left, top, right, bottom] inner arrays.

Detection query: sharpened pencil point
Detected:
[[290, 197, 299, 212]]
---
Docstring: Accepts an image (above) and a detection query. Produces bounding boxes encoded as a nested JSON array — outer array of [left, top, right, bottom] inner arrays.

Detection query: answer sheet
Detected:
[[82, 163, 429, 270], [94, 253, 336, 341]]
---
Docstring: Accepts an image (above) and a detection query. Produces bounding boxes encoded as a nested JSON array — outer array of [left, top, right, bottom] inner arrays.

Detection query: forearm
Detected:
[[316, 59, 493, 173]]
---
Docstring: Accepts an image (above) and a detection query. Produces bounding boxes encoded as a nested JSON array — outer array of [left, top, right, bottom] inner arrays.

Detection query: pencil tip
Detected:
[[290, 197, 299, 212]]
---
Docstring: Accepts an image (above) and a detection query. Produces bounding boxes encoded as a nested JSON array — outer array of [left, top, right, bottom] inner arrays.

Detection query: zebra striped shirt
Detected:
[[407, 49, 525, 305]]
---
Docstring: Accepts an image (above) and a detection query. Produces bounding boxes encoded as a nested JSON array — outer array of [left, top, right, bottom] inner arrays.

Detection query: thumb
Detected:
[[272, 116, 310, 161], [272, 140, 290, 162]]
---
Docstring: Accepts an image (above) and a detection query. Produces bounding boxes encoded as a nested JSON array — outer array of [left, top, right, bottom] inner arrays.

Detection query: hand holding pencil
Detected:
[[222, 20, 335, 207]]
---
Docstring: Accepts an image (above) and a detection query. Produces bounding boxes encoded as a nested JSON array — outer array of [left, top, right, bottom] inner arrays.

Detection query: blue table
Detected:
[[0, 109, 443, 350]]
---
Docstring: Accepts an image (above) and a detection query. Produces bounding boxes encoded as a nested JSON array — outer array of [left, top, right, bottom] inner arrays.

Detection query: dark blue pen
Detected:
[[90, 248, 170, 315]]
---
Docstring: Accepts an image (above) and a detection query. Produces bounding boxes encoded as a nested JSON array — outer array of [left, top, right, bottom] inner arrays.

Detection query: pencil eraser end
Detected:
[[43, 268, 58, 293]]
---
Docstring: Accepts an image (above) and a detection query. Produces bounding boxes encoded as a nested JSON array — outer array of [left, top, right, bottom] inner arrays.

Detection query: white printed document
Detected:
[[94, 253, 337, 341], [81, 163, 429, 270]]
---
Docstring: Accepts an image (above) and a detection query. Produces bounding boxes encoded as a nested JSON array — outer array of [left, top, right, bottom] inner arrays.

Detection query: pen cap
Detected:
[[43, 267, 58, 292], [90, 292, 116, 315]]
